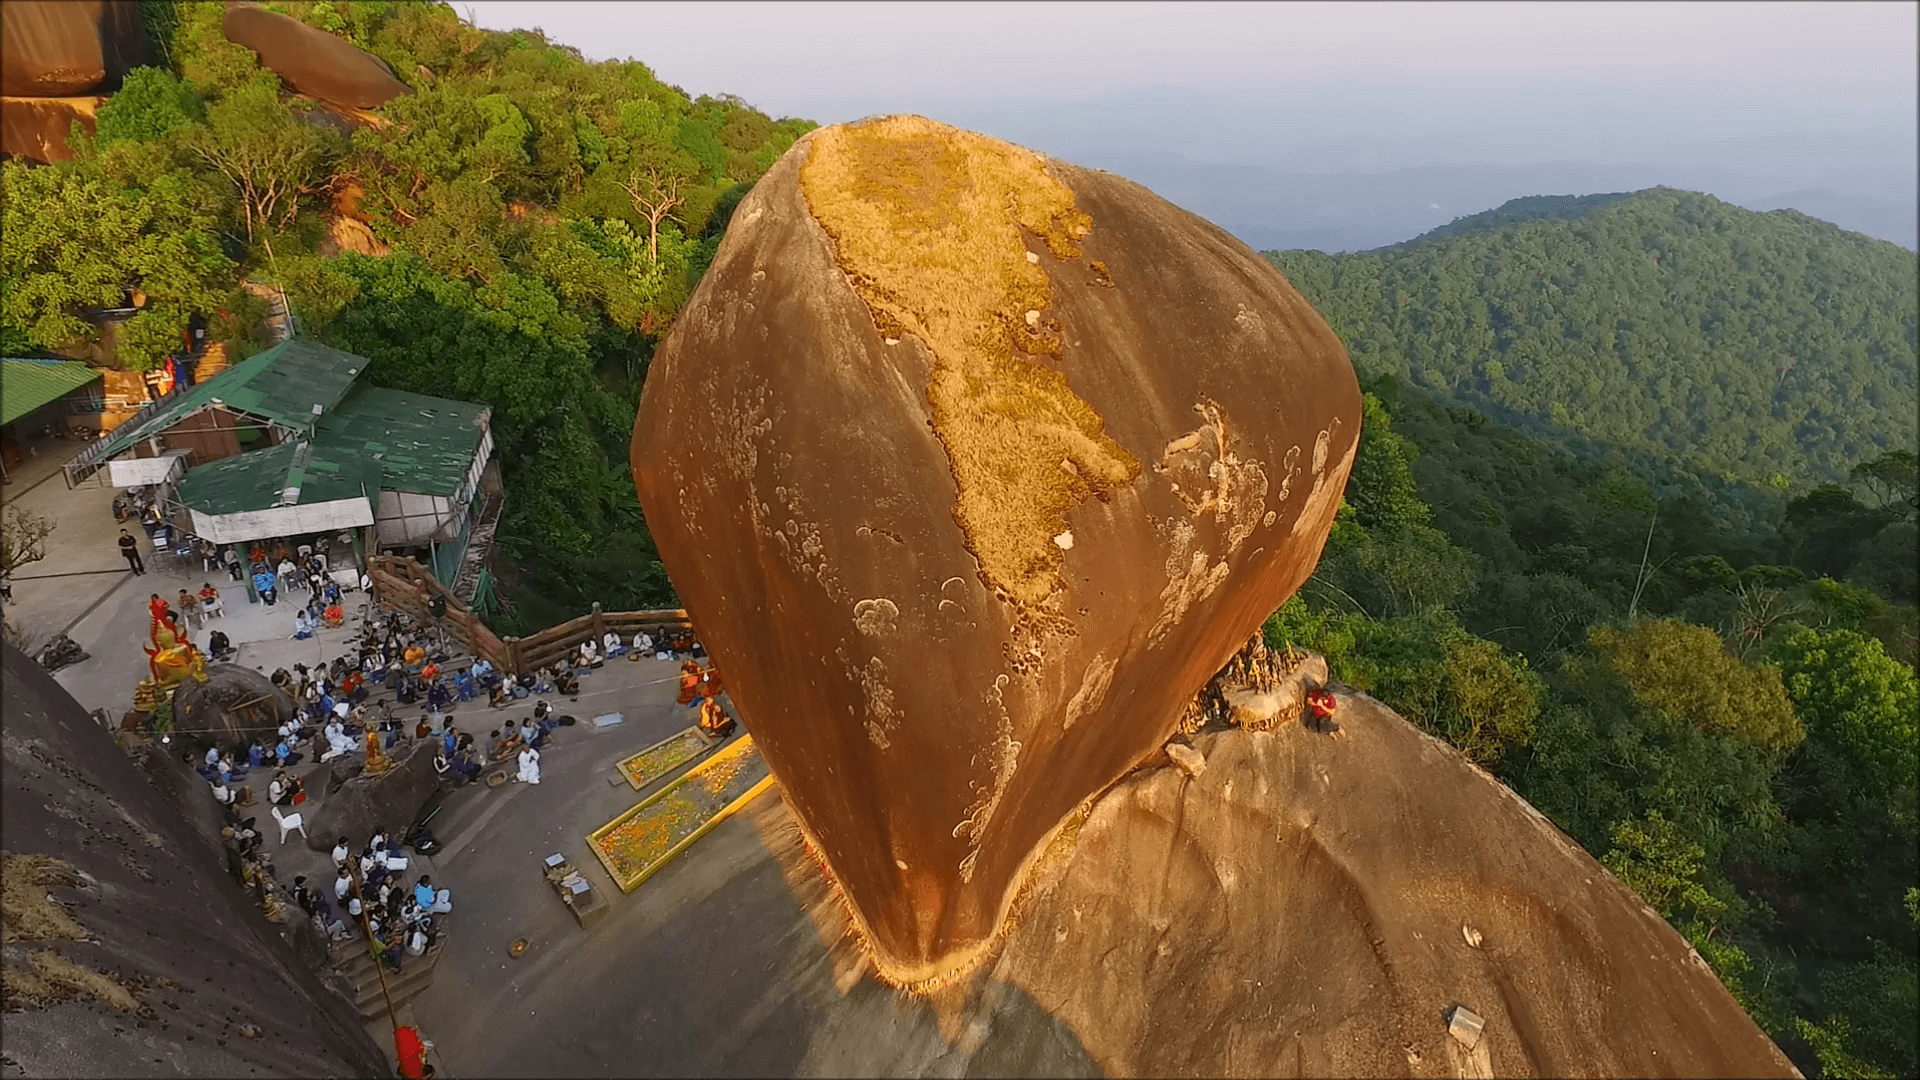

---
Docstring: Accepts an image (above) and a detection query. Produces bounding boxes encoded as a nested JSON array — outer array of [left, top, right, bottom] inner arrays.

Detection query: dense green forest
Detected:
[[1, 0, 811, 628], [1263, 222, 1917, 1071], [1266, 189, 1919, 487], [2, 4, 1914, 1073]]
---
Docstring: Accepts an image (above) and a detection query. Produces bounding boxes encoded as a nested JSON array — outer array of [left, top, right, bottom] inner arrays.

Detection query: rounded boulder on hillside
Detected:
[[633, 116, 1361, 985]]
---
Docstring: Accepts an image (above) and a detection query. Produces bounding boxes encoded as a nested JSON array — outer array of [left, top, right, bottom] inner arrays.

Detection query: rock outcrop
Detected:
[[0, 94, 101, 163], [1, 642, 387, 1077], [0, 0, 145, 164], [633, 115, 1360, 985], [0, 0, 149, 97], [302, 738, 439, 851], [754, 687, 1803, 1077], [170, 663, 296, 750], [221, 5, 409, 110]]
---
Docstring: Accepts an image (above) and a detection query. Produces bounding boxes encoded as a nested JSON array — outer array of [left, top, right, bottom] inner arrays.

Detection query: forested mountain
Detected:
[[1262, 190, 1918, 1079], [1, 0, 813, 627], [1266, 189, 1919, 487]]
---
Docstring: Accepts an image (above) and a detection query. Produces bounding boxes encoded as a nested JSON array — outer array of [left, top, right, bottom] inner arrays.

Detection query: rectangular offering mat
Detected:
[[616, 727, 711, 790], [588, 735, 770, 893]]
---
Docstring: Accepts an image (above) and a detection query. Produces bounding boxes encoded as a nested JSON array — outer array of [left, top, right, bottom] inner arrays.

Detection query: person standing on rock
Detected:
[[118, 530, 145, 575]]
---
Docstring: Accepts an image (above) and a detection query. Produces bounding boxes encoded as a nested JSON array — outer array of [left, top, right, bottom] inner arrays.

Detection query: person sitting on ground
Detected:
[[449, 744, 481, 783], [577, 638, 601, 669], [432, 749, 458, 786], [207, 628, 233, 660], [226, 818, 262, 857], [211, 777, 249, 810], [403, 643, 427, 674], [269, 770, 294, 807], [247, 740, 265, 770], [488, 680, 510, 709], [515, 743, 541, 785], [554, 668, 580, 697], [273, 734, 303, 768], [426, 680, 452, 722], [603, 631, 627, 659], [530, 666, 554, 694], [414, 875, 452, 914], [488, 728, 516, 764], [471, 656, 496, 688], [322, 600, 345, 628], [320, 720, 356, 762], [632, 631, 653, 660]]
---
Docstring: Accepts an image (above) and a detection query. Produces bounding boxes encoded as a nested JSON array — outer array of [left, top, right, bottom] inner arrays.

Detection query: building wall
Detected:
[[157, 405, 243, 466]]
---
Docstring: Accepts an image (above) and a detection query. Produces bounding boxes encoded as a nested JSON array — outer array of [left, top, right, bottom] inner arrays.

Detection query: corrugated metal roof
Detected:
[[2, 358, 102, 426], [89, 339, 367, 461], [316, 384, 489, 497], [174, 439, 383, 517]]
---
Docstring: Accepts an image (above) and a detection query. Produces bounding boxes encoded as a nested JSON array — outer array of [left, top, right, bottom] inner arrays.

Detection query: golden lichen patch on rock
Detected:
[[799, 115, 1141, 607], [2, 851, 145, 1014], [2, 852, 87, 945]]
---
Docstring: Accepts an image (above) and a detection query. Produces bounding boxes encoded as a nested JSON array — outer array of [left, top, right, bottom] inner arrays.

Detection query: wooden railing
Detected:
[[367, 553, 692, 675], [504, 603, 692, 675], [367, 554, 511, 671]]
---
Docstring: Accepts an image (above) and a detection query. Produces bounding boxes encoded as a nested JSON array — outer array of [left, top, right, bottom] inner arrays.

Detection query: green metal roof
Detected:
[[2, 359, 102, 426], [174, 439, 383, 517], [91, 339, 368, 461], [316, 384, 489, 497]]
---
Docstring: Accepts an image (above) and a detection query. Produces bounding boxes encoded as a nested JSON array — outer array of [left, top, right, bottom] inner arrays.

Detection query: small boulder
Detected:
[[303, 740, 438, 850], [1165, 742, 1206, 779]]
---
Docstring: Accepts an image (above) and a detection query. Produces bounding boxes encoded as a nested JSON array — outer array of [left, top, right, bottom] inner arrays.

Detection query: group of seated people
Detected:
[[314, 832, 449, 966]]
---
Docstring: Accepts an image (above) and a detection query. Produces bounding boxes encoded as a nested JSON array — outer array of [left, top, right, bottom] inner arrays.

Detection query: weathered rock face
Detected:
[[1, 643, 387, 1077], [978, 695, 1802, 1078], [0, 0, 150, 97], [0, 94, 100, 164], [303, 739, 439, 851], [633, 116, 1361, 984], [171, 663, 296, 751], [222, 5, 409, 110]]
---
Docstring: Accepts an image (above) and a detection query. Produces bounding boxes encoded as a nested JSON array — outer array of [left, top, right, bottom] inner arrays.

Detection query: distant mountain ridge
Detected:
[[1372, 191, 1642, 250], [1264, 188, 1919, 487]]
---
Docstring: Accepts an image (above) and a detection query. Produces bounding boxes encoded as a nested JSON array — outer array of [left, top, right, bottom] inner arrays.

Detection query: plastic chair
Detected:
[[271, 805, 307, 846]]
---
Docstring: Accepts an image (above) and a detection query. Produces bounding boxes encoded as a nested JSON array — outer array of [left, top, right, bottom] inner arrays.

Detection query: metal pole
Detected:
[[347, 856, 401, 1038]]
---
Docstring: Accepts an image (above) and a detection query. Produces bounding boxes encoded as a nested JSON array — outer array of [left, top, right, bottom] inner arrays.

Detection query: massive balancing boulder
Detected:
[[633, 115, 1360, 985], [222, 5, 409, 110]]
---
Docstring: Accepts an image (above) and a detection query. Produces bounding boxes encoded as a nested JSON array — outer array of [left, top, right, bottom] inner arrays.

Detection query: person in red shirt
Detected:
[[1305, 687, 1339, 734]]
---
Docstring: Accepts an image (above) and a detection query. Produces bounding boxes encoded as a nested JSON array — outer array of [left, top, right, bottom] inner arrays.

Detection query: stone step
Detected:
[[355, 963, 437, 1019]]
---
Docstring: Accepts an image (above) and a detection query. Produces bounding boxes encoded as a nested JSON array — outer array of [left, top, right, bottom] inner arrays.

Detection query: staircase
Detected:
[[242, 281, 297, 343], [192, 341, 232, 381], [451, 490, 505, 604], [327, 926, 447, 1021]]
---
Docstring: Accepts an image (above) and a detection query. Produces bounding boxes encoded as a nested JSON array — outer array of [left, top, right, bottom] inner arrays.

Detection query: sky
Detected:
[[463, 2, 1918, 250]]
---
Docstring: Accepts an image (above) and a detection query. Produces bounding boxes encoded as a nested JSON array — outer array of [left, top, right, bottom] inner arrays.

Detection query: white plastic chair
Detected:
[[271, 805, 307, 846]]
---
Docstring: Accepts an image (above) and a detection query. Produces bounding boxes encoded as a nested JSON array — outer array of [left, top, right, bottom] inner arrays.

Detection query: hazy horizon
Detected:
[[465, 1, 1919, 250]]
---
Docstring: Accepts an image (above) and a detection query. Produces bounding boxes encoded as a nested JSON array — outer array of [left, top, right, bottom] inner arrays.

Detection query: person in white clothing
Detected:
[[516, 745, 541, 785], [602, 631, 626, 658]]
